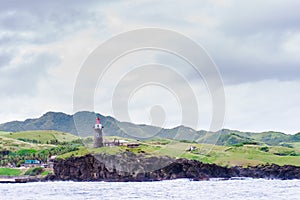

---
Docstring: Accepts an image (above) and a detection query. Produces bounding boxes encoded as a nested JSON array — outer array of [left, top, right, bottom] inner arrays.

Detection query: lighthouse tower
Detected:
[[93, 116, 103, 148]]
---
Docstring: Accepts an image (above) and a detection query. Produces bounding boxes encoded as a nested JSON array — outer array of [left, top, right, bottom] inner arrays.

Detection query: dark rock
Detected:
[[52, 154, 300, 182]]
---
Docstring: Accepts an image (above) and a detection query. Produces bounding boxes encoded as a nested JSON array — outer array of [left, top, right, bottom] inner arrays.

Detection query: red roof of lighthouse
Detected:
[[96, 117, 101, 124]]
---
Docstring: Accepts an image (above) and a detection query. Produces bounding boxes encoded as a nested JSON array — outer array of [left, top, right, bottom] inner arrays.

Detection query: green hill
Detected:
[[58, 137, 300, 167], [0, 130, 82, 167], [3, 130, 79, 144], [0, 111, 299, 147], [0, 129, 299, 167], [0, 135, 54, 151], [250, 131, 291, 145], [216, 133, 258, 146], [0, 130, 80, 152]]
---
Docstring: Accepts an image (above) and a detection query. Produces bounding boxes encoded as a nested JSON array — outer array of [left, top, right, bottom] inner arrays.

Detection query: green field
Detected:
[[1, 130, 300, 168], [290, 142, 300, 149], [0, 130, 81, 167], [0, 130, 80, 152], [4, 130, 79, 143], [57, 138, 300, 167], [0, 167, 51, 176], [0, 135, 54, 151], [0, 168, 22, 176]]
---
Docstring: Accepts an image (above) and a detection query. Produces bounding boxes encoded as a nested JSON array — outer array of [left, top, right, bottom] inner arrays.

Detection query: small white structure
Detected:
[[188, 146, 197, 151], [47, 155, 57, 168]]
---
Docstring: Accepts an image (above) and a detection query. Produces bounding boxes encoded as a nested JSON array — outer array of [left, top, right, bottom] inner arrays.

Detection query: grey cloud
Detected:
[[0, 0, 111, 44], [0, 0, 299, 133], [0, 53, 60, 96], [0, 50, 14, 68], [216, 60, 300, 84], [196, 1, 300, 84], [98, 0, 300, 85], [218, 1, 300, 36]]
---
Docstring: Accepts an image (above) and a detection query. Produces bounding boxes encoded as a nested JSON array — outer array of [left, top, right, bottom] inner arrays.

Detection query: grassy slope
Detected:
[[0, 136, 54, 151], [1, 131, 299, 167], [2, 130, 79, 144], [58, 137, 300, 167], [0, 130, 79, 151], [0, 131, 9, 135], [153, 141, 300, 166], [0, 167, 52, 176], [250, 131, 290, 145], [0, 168, 22, 176], [291, 142, 300, 148]]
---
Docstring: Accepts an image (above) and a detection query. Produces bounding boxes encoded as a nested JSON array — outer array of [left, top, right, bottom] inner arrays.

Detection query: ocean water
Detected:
[[0, 179, 299, 200]]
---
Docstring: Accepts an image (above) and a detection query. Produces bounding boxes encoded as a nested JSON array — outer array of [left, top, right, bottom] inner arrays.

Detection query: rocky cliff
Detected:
[[48, 153, 300, 181]]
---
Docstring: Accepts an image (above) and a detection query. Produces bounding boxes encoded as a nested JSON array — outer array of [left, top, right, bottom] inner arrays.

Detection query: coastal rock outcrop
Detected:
[[235, 164, 300, 180], [49, 153, 300, 181]]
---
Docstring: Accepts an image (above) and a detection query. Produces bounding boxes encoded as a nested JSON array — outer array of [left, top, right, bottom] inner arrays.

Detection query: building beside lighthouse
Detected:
[[93, 116, 103, 148]]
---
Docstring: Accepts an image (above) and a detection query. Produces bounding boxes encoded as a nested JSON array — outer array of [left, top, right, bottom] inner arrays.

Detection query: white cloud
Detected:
[[0, 0, 299, 134], [225, 80, 300, 134]]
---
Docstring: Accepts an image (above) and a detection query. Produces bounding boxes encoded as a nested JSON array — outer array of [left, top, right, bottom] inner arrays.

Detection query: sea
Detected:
[[0, 179, 299, 200]]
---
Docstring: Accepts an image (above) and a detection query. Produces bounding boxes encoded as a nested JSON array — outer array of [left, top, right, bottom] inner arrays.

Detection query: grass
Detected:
[[180, 144, 300, 166], [0, 135, 54, 151], [41, 170, 52, 176], [5, 130, 79, 144], [57, 146, 90, 159], [0, 168, 22, 176], [0, 131, 10, 136], [24, 167, 43, 176], [0, 130, 80, 152], [290, 142, 300, 149], [1, 130, 299, 168], [0, 130, 81, 153], [0, 167, 50, 177], [58, 138, 300, 167]]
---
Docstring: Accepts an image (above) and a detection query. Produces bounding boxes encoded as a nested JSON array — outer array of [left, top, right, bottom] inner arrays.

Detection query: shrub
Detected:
[[232, 143, 243, 147], [24, 167, 43, 176], [16, 160, 25, 167], [280, 143, 293, 148], [274, 150, 297, 156], [259, 146, 269, 152], [179, 140, 195, 143], [17, 138, 41, 144], [17, 149, 38, 156], [41, 170, 51, 176]]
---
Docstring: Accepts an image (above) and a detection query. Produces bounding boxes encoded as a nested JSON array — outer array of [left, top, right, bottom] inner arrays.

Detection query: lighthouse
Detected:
[[93, 116, 103, 148]]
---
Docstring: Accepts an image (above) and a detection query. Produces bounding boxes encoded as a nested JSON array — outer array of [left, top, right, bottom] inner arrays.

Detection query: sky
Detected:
[[0, 0, 300, 134]]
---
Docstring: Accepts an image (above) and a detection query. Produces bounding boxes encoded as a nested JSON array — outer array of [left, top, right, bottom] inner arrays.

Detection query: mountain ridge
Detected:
[[0, 111, 299, 147]]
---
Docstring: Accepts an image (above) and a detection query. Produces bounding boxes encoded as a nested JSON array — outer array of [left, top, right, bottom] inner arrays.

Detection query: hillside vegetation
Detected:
[[0, 112, 299, 148], [0, 130, 299, 167], [57, 136, 300, 167], [0, 112, 299, 168], [0, 130, 80, 152], [1, 130, 79, 144], [0, 130, 81, 167]]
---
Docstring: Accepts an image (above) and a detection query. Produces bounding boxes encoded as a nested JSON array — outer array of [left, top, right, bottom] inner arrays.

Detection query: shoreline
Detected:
[[2, 152, 300, 183], [48, 153, 300, 182], [2, 176, 299, 184]]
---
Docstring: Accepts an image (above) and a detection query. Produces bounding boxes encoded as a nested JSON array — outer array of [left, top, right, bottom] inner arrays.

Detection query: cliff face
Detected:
[[50, 153, 300, 182], [51, 152, 234, 181], [236, 164, 300, 179]]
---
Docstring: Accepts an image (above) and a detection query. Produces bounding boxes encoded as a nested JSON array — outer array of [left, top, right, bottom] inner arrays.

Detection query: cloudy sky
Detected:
[[0, 0, 299, 134]]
